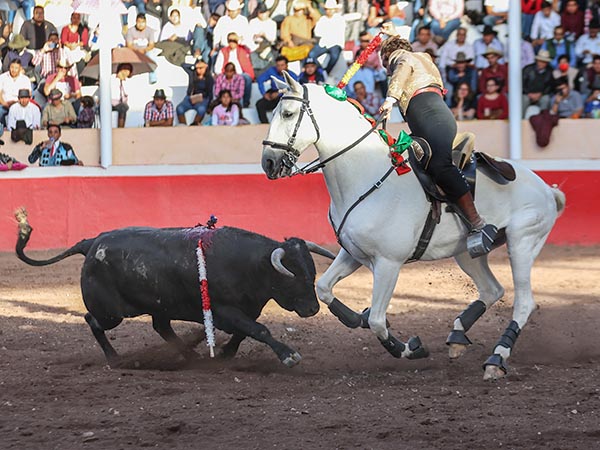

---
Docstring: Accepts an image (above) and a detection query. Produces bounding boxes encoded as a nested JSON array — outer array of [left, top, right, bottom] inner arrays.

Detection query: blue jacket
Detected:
[[256, 67, 298, 96], [28, 141, 79, 166]]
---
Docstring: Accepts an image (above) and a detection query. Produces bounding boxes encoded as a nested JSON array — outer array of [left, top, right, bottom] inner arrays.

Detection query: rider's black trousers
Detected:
[[405, 92, 470, 202]]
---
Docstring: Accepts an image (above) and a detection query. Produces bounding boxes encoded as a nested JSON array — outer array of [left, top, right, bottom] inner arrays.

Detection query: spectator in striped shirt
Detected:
[[144, 89, 174, 127], [213, 62, 245, 105]]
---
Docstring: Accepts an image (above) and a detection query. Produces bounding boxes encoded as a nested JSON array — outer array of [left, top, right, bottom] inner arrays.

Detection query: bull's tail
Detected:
[[15, 207, 95, 267], [550, 184, 566, 217]]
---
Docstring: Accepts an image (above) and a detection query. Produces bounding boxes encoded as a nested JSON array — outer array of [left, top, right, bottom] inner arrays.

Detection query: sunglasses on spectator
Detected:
[[228, 39, 238, 43], [360, 39, 370, 43]]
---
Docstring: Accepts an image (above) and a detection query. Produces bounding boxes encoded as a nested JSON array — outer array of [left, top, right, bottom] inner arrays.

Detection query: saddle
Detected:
[[404, 131, 514, 262]]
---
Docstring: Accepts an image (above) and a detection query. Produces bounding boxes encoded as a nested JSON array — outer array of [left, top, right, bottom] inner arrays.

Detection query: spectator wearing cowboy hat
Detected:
[[43, 59, 82, 111], [41, 89, 77, 129], [473, 25, 504, 69], [212, 0, 251, 50], [522, 49, 554, 117], [478, 46, 508, 94], [111, 63, 133, 128], [145, 88, 174, 127], [308, 0, 345, 76], [3, 35, 34, 74], [446, 52, 477, 105], [437, 28, 474, 80], [0, 59, 33, 126], [7, 89, 40, 145]]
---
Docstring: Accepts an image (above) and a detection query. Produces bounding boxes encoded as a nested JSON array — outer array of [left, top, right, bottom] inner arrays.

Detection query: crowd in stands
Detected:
[[0, 0, 598, 145]]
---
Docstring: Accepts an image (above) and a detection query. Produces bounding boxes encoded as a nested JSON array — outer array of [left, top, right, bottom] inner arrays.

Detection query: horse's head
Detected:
[[261, 71, 321, 179]]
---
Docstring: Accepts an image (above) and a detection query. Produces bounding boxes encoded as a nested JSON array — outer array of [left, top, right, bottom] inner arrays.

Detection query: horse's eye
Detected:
[[282, 111, 294, 119]]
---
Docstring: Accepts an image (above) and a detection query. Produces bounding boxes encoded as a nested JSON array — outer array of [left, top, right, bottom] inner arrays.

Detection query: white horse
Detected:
[[261, 73, 565, 380]]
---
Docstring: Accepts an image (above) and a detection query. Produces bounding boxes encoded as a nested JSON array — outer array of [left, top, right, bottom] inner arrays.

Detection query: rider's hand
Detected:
[[379, 97, 396, 119]]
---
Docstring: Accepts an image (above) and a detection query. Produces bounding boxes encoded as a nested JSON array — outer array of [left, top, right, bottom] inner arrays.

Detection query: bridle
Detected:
[[262, 84, 384, 175]]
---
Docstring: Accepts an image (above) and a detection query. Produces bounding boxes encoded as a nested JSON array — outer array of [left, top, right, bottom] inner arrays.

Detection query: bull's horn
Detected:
[[271, 248, 295, 278], [305, 241, 336, 260]]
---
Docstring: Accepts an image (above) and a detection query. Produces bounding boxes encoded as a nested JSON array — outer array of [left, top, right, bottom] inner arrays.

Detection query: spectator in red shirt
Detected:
[[478, 46, 508, 94], [477, 77, 509, 119], [213, 32, 254, 108], [561, 0, 584, 40]]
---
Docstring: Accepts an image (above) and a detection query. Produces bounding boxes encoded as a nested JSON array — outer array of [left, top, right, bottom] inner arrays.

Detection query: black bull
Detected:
[[14, 210, 335, 367]]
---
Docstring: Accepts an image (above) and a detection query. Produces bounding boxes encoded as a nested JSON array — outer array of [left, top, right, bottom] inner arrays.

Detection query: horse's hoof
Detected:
[[448, 343, 468, 359], [281, 351, 302, 368], [406, 336, 429, 360], [483, 364, 506, 381]]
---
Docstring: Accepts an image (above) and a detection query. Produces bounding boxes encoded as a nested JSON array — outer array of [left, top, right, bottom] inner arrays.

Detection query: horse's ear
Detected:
[[271, 75, 290, 92], [282, 70, 302, 94]]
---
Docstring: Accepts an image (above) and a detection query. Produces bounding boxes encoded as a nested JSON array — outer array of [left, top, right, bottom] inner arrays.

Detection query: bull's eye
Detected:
[[282, 111, 294, 119]]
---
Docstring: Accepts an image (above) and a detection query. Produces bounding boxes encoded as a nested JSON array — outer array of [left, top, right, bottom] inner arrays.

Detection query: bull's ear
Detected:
[[282, 70, 302, 94]]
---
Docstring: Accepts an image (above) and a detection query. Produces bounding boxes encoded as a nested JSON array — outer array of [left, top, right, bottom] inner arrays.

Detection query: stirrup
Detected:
[[466, 224, 498, 258]]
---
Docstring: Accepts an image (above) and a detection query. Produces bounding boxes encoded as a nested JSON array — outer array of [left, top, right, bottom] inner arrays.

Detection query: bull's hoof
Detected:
[[281, 351, 302, 368], [482, 354, 508, 380], [448, 343, 468, 359], [406, 336, 429, 360]]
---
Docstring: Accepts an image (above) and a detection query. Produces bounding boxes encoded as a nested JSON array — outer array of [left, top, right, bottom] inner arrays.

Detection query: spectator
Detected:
[[126, 13, 158, 84], [478, 47, 508, 94], [522, 49, 554, 117], [194, 12, 219, 63], [350, 80, 381, 118], [428, 0, 464, 42], [176, 59, 213, 125], [19, 5, 57, 51], [159, 7, 192, 42], [522, 0, 545, 39], [255, 55, 298, 123], [298, 57, 325, 85], [0, 59, 32, 125], [438, 28, 474, 79], [76, 96, 96, 129], [7, 1, 35, 31], [280, 0, 320, 61], [3, 35, 34, 74], [450, 81, 477, 120], [43, 59, 82, 110], [146, 0, 172, 28], [308, 0, 345, 76], [553, 54, 578, 90], [577, 54, 600, 98], [122, 1, 147, 27], [248, 2, 277, 53], [41, 89, 77, 128], [32, 32, 78, 82], [366, 0, 406, 34], [575, 20, 600, 66], [145, 89, 174, 127], [28, 124, 82, 166], [477, 77, 509, 119], [519, 38, 536, 68], [561, 0, 585, 40], [531, 1, 561, 48], [60, 12, 89, 75], [211, 89, 240, 125], [213, 0, 251, 50], [0, 13, 9, 53], [411, 25, 438, 54], [447, 52, 477, 102], [349, 31, 387, 98], [550, 76, 583, 117], [111, 63, 133, 128], [213, 62, 244, 104], [483, 0, 508, 27], [583, 79, 600, 118], [7, 89, 40, 145], [214, 32, 254, 107], [473, 25, 504, 69], [541, 26, 577, 68]]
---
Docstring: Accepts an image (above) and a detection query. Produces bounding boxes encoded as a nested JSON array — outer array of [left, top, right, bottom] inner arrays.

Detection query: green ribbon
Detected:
[[324, 84, 347, 101], [391, 130, 413, 154]]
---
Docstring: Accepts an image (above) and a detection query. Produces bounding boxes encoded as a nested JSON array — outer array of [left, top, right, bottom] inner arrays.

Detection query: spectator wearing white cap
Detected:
[[308, 0, 345, 75], [213, 0, 251, 50]]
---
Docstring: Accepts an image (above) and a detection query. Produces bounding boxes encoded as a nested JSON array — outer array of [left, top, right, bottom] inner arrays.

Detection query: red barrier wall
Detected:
[[1, 171, 598, 251]]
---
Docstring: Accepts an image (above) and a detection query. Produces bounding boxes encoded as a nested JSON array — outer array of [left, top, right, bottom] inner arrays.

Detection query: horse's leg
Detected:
[[369, 258, 429, 360], [316, 248, 366, 328], [447, 252, 505, 359], [482, 225, 550, 380]]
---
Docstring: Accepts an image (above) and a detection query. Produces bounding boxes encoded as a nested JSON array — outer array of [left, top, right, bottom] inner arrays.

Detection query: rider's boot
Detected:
[[455, 192, 498, 258]]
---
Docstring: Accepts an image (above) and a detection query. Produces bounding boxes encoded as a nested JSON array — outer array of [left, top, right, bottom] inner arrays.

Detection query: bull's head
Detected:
[[269, 239, 335, 317], [261, 72, 320, 179]]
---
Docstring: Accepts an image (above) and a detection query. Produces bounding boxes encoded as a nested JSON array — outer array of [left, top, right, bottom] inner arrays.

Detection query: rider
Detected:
[[378, 23, 497, 257]]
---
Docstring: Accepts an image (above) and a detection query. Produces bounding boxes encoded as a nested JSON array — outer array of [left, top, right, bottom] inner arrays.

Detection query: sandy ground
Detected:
[[1, 245, 599, 449]]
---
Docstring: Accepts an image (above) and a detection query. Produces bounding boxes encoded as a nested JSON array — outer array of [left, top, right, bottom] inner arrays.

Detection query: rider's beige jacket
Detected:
[[386, 49, 444, 114]]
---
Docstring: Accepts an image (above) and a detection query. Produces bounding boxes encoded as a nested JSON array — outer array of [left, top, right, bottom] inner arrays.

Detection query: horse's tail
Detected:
[[15, 207, 95, 267], [550, 184, 566, 217]]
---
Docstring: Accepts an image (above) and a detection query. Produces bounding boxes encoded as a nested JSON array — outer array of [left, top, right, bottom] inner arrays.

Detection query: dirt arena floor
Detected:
[[1, 245, 599, 449]]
